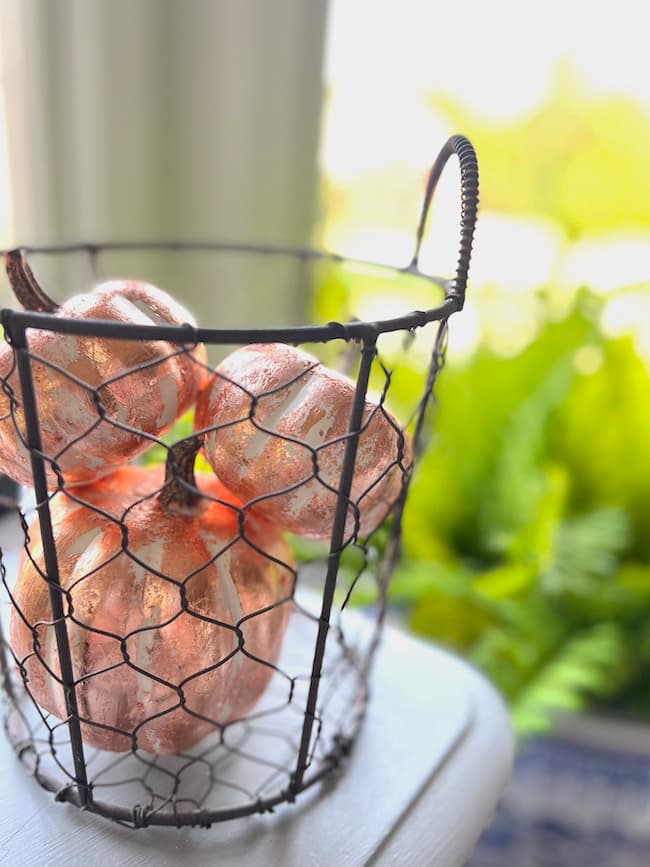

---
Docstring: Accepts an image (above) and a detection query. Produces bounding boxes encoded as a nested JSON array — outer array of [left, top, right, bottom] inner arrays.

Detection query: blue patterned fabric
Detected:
[[468, 731, 650, 866]]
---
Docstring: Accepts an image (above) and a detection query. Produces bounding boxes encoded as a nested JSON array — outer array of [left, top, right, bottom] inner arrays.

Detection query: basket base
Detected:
[[0, 621, 515, 867], [2, 564, 374, 826]]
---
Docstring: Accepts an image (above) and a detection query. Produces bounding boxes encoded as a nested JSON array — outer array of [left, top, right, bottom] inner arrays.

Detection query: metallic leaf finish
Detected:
[[0, 281, 207, 487], [194, 343, 411, 539], [9, 466, 294, 754]]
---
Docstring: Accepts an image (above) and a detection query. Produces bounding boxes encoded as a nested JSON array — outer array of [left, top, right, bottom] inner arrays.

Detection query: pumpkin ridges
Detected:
[[9, 460, 294, 754], [195, 342, 412, 539], [67, 510, 289, 752], [1, 258, 208, 487], [67, 530, 228, 753]]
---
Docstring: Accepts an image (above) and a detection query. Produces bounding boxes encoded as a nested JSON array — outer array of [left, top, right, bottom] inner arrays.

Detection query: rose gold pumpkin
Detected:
[[9, 466, 294, 754], [194, 343, 411, 540], [0, 280, 207, 487]]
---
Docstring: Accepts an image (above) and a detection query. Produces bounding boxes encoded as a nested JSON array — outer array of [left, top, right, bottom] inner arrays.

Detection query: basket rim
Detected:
[[0, 240, 461, 346]]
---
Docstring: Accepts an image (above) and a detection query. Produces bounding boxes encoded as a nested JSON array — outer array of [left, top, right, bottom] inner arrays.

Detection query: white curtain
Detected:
[[0, 0, 329, 328]]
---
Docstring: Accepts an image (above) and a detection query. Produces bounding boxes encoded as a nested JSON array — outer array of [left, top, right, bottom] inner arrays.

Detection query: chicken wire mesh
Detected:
[[0, 135, 478, 828]]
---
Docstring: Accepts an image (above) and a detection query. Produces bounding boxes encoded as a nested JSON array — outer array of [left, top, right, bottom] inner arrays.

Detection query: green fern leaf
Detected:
[[511, 622, 630, 736]]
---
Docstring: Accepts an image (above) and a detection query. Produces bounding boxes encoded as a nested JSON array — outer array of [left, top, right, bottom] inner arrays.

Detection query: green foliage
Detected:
[[142, 411, 212, 473], [432, 64, 650, 237], [307, 250, 650, 737], [555, 336, 650, 556], [510, 623, 630, 734], [314, 56, 650, 734], [393, 290, 650, 737], [402, 294, 599, 562], [315, 66, 650, 738]]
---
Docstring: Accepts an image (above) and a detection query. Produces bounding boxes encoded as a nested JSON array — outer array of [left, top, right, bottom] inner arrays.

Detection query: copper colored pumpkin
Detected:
[[9, 449, 294, 754], [0, 252, 207, 487], [194, 343, 411, 540]]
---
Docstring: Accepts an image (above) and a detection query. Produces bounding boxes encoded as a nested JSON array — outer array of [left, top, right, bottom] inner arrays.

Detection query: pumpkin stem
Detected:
[[160, 436, 203, 512], [5, 249, 59, 313]]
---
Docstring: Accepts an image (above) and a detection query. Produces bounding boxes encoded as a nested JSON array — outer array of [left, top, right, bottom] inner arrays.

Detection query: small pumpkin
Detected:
[[194, 343, 412, 540], [10, 441, 294, 754], [0, 251, 207, 487]]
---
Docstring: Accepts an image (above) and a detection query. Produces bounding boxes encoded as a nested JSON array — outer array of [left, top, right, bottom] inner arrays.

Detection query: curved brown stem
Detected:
[[5, 249, 59, 313], [160, 436, 203, 512]]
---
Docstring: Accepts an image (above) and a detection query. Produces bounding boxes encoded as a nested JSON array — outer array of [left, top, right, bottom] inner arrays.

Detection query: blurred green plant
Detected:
[[314, 71, 650, 737], [142, 411, 212, 473], [388, 291, 650, 736], [432, 63, 650, 238], [310, 274, 650, 738]]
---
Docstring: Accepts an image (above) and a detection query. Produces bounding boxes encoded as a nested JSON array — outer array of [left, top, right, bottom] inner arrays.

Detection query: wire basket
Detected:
[[0, 135, 478, 828]]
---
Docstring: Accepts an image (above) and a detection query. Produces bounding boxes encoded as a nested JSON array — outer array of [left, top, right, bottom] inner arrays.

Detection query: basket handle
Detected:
[[409, 134, 479, 308]]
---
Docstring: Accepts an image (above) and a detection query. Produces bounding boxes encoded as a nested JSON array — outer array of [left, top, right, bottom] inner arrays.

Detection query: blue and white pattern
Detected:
[[469, 730, 650, 866]]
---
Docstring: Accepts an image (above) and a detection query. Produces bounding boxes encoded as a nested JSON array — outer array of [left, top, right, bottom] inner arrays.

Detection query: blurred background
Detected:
[[0, 0, 649, 863], [319, 4, 650, 864]]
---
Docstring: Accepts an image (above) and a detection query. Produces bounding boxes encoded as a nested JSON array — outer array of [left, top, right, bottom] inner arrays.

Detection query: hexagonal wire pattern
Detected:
[[0, 135, 478, 828]]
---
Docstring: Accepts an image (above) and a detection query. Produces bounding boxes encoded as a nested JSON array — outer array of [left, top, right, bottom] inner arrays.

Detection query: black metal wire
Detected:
[[410, 133, 479, 305], [290, 335, 378, 794], [12, 329, 91, 805], [0, 135, 479, 828]]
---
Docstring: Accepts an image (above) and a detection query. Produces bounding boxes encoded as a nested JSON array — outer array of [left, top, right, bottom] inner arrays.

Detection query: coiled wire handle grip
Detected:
[[410, 134, 479, 308]]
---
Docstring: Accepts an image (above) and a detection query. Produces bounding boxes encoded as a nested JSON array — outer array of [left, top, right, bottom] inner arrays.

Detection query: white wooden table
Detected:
[[0, 514, 513, 867]]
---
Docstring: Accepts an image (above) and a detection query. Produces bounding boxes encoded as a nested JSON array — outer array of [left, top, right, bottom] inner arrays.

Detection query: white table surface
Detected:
[[0, 513, 514, 867]]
